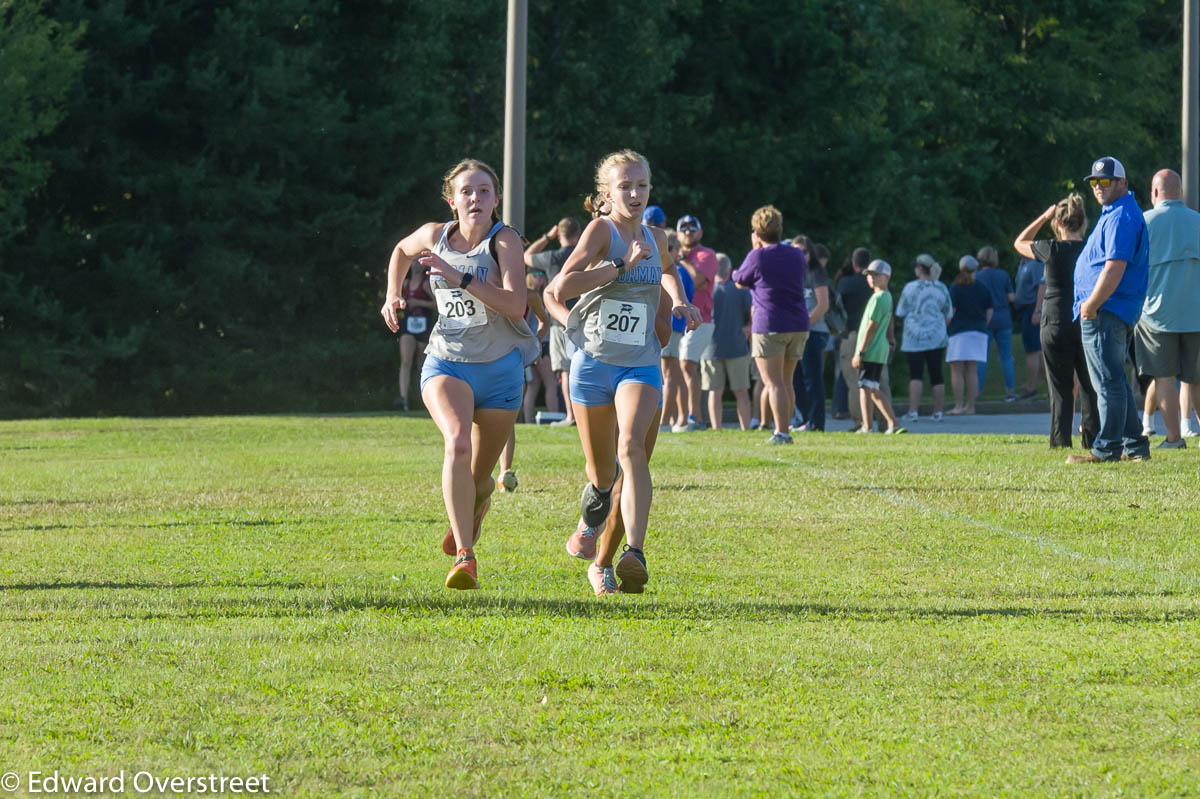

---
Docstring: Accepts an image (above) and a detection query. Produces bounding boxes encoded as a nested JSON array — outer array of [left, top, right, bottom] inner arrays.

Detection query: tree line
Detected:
[[0, 0, 1183, 417]]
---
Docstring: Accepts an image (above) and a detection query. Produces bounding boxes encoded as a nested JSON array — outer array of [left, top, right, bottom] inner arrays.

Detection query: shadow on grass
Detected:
[[2, 583, 1197, 624]]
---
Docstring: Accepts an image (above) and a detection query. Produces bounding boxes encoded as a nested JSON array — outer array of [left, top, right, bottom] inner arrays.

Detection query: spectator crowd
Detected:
[[398, 156, 1200, 460]]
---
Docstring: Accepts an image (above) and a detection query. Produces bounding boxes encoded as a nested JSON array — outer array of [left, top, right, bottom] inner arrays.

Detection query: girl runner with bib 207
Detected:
[[381, 159, 539, 591], [544, 150, 700, 596]]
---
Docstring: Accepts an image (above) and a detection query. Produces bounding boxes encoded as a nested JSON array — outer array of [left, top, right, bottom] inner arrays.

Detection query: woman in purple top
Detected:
[[732, 205, 810, 444]]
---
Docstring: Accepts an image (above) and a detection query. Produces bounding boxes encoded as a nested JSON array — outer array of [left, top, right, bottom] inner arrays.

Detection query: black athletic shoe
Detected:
[[580, 481, 613, 527]]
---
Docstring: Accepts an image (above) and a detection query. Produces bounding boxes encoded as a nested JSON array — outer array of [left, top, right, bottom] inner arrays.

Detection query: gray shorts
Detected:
[[1134, 322, 1200, 383]]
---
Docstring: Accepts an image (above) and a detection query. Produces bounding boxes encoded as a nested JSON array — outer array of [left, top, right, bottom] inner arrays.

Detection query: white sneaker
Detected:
[[670, 423, 688, 433], [931, 411, 944, 422], [902, 411, 919, 422], [1182, 425, 1200, 438]]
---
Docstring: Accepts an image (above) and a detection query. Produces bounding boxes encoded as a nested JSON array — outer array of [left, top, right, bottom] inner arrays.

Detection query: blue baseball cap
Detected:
[[642, 205, 666, 227], [676, 214, 701, 232], [1086, 157, 1126, 181]]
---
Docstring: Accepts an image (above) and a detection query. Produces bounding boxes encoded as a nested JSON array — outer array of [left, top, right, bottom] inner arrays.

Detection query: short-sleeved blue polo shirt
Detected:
[[1072, 191, 1149, 324]]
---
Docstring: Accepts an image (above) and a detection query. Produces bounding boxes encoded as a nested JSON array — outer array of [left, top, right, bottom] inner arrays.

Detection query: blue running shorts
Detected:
[[569, 349, 662, 407], [420, 349, 524, 410]]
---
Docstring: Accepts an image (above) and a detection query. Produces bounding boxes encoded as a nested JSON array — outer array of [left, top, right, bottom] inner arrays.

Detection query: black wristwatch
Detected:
[[612, 258, 626, 279], [459, 272, 474, 290]]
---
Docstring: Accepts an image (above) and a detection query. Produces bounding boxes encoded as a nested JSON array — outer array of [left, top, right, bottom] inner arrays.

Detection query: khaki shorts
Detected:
[[661, 330, 684, 359], [1134, 321, 1200, 383], [679, 322, 715, 363], [549, 325, 571, 372], [752, 331, 808, 360], [701, 355, 752, 392]]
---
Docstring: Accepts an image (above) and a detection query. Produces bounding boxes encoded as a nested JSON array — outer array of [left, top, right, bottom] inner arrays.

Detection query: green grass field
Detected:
[[2, 415, 1199, 797]]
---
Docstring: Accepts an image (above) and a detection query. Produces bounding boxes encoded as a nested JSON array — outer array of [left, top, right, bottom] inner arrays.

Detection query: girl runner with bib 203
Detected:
[[544, 150, 700, 596], [381, 159, 539, 590]]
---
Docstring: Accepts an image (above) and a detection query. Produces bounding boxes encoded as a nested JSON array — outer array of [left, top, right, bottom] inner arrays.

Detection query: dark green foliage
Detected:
[[0, 0, 1185, 416]]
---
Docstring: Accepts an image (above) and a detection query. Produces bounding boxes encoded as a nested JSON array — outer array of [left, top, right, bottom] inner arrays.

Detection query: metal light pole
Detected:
[[503, 0, 527, 232], [1185, 0, 1199, 209]]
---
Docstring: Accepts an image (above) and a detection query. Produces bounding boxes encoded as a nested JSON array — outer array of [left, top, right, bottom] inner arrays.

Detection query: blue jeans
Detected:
[[792, 331, 829, 430], [1080, 310, 1149, 460], [976, 326, 1015, 395]]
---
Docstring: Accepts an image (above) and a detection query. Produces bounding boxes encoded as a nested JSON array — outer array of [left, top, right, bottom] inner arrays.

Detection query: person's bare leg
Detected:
[[1183, 381, 1200, 432], [560, 371, 574, 423], [931, 383, 946, 415], [499, 429, 514, 473], [682, 359, 702, 424], [734, 389, 751, 430], [858, 386, 874, 431], [596, 394, 660, 564], [706, 387, 723, 430], [965, 364, 979, 414], [469, 408, 518, 542], [871, 387, 901, 429], [535, 359, 558, 413], [782, 357, 799, 428], [399, 334, 417, 406], [1025, 351, 1043, 393], [573, 400, 619, 493], [757, 355, 789, 435], [949, 362, 965, 413], [1155, 376, 1182, 442]]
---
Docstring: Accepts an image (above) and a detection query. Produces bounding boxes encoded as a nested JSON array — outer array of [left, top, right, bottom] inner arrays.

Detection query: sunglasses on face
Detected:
[[678, 226, 699, 233], [1088, 177, 1113, 188]]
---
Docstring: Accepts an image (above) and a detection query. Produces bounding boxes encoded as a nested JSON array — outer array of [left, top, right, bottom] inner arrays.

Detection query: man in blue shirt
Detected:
[[1067, 156, 1151, 463], [1134, 168, 1200, 448]]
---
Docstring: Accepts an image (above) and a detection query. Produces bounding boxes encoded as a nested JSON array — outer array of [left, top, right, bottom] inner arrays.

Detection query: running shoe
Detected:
[[931, 411, 944, 422], [766, 432, 792, 445], [854, 426, 872, 434], [580, 467, 618, 527], [615, 546, 648, 593], [588, 563, 618, 596], [442, 497, 490, 556], [670, 423, 688, 432], [445, 551, 479, 590], [1183, 425, 1200, 438], [566, 519, 600, 560], [685, 415, 703, 432], [499, 469, 519, 492], [885, 426, 907, 435], [1004, 394, 1018, 403], [1156, 438, 1186, 450], [902, 411, 919, 422]]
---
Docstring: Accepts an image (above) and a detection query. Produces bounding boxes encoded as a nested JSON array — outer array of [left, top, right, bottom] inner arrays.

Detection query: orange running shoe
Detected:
[[442, 497, 491, 556], [565, 519, 600, 560], [445, 550, 479, 590]]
